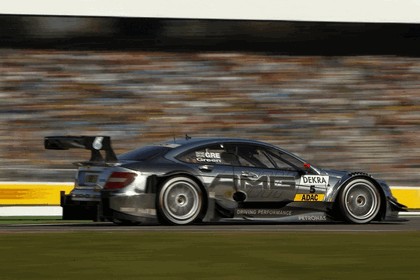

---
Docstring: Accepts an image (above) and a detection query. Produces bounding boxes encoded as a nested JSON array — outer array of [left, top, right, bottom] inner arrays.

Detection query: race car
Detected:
[[44, 135, 406, 225]]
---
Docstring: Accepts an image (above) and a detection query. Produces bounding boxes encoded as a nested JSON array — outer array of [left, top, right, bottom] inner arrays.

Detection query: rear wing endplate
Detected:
[[44, 136, 117, 163]]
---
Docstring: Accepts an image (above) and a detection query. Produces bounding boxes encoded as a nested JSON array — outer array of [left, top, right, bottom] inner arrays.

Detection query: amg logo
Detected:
[[240, 175, 295, 190], [300, 175, 329, 186]]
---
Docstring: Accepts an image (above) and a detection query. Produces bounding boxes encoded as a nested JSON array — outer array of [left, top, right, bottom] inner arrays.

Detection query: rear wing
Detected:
[[44, 136, 118, 164]]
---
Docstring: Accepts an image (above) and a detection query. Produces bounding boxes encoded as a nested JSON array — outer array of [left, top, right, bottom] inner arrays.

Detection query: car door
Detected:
[[176, 143, 236, 203], [226, 143, 298, 202]]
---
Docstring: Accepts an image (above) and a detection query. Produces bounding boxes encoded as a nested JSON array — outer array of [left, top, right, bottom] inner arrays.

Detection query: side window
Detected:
[[178, 144, 234, 165], [228, 144, 298, 170], [234, 145, 275, 168], [265, 148, 299, 171]]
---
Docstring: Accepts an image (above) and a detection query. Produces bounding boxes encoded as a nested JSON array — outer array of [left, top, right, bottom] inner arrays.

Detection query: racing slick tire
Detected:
[[158, 176, 203, 225], [339, 178, 381, 224]]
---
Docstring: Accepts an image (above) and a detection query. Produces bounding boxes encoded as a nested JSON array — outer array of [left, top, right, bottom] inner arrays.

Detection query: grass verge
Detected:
[[0, 217, 90, 225], [0, 231, 419, 279]]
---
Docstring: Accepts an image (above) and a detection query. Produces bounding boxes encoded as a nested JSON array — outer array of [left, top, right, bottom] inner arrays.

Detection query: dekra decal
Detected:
[[300, 175, 329, 186]]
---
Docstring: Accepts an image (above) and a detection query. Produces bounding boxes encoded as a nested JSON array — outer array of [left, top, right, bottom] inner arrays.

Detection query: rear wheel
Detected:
[[339, 178, 381, 224], [158, 176, 203, 225]]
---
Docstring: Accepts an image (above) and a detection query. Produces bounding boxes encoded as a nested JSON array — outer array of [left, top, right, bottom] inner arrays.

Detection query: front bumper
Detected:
[[384, 196, 408, 222]]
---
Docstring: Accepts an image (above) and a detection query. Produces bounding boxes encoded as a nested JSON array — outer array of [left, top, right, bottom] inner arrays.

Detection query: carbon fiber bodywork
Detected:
[[46, 137, 406, 224]]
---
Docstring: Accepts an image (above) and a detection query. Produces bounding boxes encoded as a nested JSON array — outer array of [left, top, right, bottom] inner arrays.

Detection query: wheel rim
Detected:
[[344, 181, 379, 221], [163, 180, 200, 222]]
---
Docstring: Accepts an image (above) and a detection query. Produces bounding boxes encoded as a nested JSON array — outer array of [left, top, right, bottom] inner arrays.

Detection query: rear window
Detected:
[[118, 146, 171, 161]]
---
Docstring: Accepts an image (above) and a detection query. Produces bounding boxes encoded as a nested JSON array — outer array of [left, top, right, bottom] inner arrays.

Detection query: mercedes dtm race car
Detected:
[[45, 136, 406, 225]]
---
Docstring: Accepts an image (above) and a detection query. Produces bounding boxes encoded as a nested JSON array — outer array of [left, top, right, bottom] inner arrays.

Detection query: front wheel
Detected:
[[158, 176, 203, 225], [339, 178, 381, 224]]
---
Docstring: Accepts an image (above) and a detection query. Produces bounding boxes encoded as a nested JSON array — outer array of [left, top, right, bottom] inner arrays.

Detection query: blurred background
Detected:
[[0, 16, 419, 185]]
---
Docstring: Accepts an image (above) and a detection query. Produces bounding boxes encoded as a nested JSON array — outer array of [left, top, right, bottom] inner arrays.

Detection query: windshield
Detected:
[[118, 146, 171, 161]]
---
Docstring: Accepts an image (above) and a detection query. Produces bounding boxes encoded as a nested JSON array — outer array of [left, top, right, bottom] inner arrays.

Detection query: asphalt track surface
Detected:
[[1, 217, 420, 233]]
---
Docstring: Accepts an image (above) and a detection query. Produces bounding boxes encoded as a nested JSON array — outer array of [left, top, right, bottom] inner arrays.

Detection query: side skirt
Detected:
[[232, 205, 335, 223]]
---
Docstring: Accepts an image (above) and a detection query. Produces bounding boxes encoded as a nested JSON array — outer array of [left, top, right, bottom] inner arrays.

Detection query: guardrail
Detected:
[[0, 182, 418, 216]]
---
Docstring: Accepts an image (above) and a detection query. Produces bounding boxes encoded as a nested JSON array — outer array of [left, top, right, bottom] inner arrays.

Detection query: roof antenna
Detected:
[[185, 134, 191, 140]]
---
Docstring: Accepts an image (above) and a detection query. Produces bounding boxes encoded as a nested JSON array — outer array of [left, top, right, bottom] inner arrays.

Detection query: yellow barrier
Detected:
[[0, 183, 419, 209], [390, 187, 420, 209], [0, 182, 73, 206]]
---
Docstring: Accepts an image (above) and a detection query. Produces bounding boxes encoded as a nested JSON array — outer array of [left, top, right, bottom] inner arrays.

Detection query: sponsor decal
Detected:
[[298, 215, 327, 221], [136, 208, 157, 216], [299, 175, 329, 186], [294, 193, 325, 202], [84, 173, 98, 184], [92, 136, 104, 150], [120, 207, 156, 216], [236, 209, 292, 216], [120, 207, 136, 212], [195, 151, 222, 163]]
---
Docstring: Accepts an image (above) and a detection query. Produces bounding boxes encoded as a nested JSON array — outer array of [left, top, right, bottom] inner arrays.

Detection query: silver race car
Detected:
[[45, 136, 406, 225]]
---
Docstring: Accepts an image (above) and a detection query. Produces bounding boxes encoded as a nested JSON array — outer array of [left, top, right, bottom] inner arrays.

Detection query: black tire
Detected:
[[339, 178, 381, 224], [158, 176, 203, 225]]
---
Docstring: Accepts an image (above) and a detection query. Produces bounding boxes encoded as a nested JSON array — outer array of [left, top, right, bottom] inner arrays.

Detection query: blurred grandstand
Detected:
[[0, 16, 419, 185]]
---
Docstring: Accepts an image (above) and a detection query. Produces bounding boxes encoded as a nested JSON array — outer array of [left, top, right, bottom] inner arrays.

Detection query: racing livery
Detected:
[[45, 136, 406, 225]]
